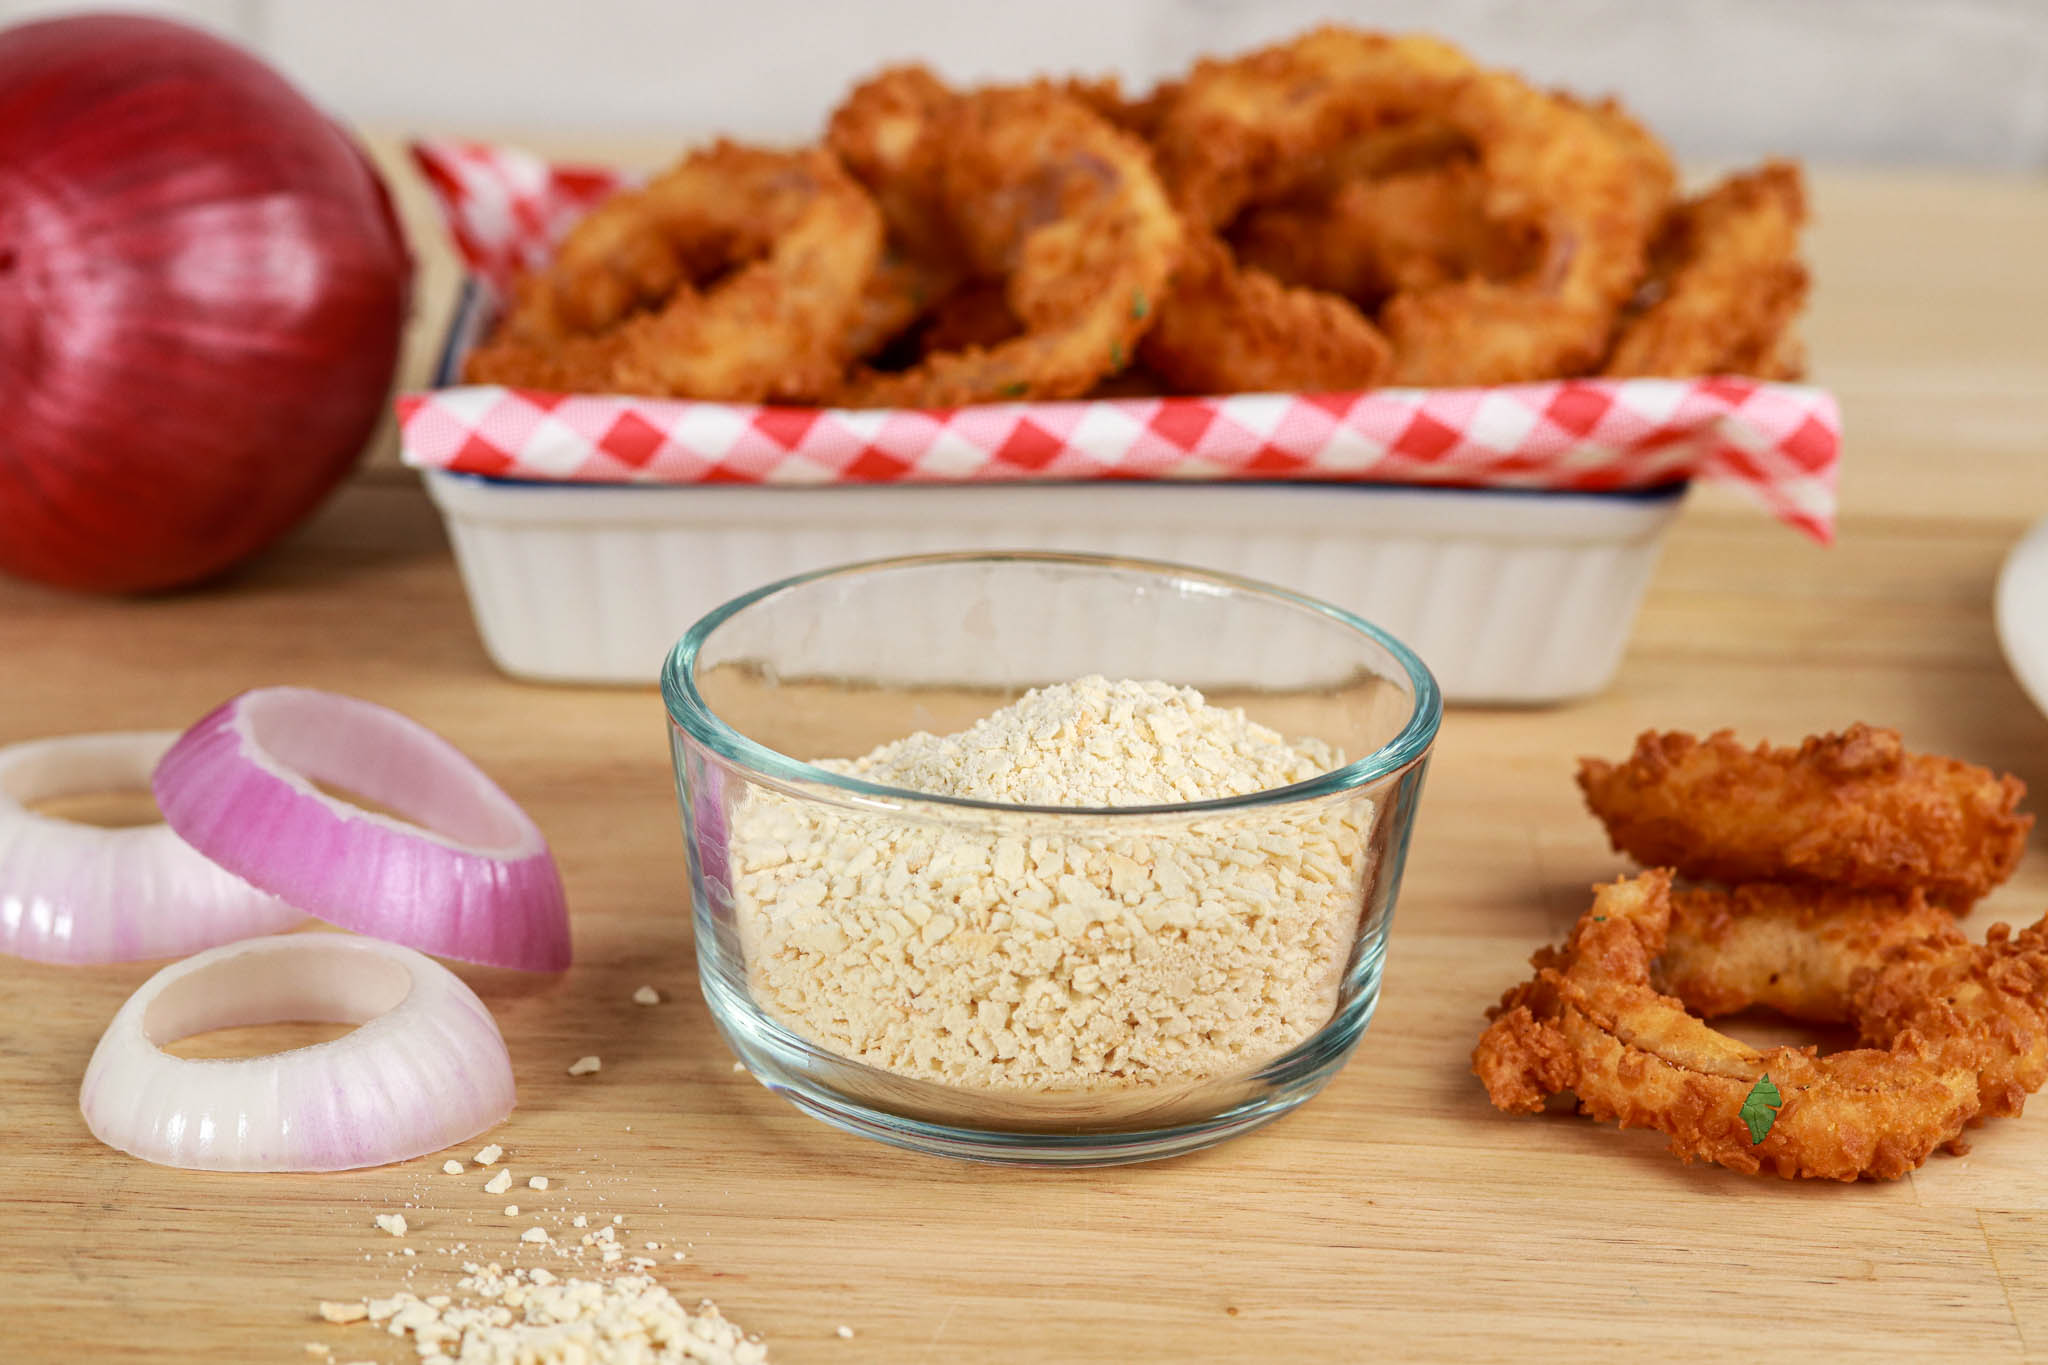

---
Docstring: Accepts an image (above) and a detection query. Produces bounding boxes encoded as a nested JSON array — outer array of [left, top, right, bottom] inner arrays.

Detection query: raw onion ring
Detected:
[[0, 731, 302, 964], [80, 932, 514, 1171], [153, 688, 570, 971]]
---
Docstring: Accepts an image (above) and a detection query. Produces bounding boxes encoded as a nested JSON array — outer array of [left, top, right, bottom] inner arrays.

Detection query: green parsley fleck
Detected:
[[1130, 289, 1150, 321], [998, 381, 1029, 399], [1109, 340, 1127, 368], [1738, 1074, 1783, 1145]]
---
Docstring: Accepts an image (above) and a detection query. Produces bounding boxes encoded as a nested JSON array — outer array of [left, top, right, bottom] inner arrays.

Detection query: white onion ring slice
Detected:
[[0, 731, 303, 964], [154, 688, 570, 971], [80, 932, 515, 1171]]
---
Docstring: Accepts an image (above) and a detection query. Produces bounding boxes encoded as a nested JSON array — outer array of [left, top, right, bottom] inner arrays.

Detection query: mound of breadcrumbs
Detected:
[[728, 677, 1376, 1090]]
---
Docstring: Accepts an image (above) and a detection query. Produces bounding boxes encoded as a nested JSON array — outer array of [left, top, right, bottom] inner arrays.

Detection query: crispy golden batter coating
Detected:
[[1660, 883, 2048, 1122], [1136, 235, 1391, 395], [1231, 160, 1538, 304], [823, 67, 973, 363], [825, 65, 960, 268], [1136, 29, 1486, 394], [831, 82, 1182, 407], [1148, 27, 1479, 230], [1378, 75, 1675, 384], [467, 142, 881, 402], [1855, 916, 2048, 1118], [916, 280, 1022, 354], [1158, 38, 1677, 387], [468, 27, 1807, 402], [1604, 161, 1810, 379], [1058, 74, 1177, 142], [1578, 725, 2031, 909], [1473, 872, 1983, 1180], [1658, 884, 1962, 1020]]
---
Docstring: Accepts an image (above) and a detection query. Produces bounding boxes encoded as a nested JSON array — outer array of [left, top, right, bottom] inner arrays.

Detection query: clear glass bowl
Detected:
[[662, 552, 1440, 1165]]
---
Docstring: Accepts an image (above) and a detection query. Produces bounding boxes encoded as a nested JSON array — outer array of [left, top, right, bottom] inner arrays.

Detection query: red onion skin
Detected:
[[0, 15, 410, 592]]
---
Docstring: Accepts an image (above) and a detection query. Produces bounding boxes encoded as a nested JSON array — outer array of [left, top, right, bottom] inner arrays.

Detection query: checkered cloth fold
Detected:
[[401, 139, 1842, 542]]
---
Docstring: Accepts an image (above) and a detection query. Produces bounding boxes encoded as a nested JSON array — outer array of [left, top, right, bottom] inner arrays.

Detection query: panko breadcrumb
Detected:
[[329, 1264, 768, 1364], [731, 677, 1374, 1090]]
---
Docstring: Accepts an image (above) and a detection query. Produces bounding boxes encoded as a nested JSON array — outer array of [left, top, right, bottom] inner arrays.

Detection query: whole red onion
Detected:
[[0, 14, 409, 593]]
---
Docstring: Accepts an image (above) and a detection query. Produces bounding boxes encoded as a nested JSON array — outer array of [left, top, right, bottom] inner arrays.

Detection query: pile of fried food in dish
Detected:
[[464, 26, 1811, 406], [1473, 725, 2048, 1181]]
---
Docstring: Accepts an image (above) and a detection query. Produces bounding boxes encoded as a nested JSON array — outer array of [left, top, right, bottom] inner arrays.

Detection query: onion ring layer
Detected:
[[466, 142, 883, 403], [1136, 234, 1390, 395], [830, 79, 1183, 407], [1656, 883, 1961, 1021], [1663, 884, 2048, 1121], [80, 932, 514, 1171], [153, 688, 570, 971], [1374, 79, 1674, 384], [0, 731, 301, 964], [1142, 27, 1675, 388], [1472, 871, 1981, 1181], [1577, 725, 2032, 910], [1604, 161, 1810, 379]]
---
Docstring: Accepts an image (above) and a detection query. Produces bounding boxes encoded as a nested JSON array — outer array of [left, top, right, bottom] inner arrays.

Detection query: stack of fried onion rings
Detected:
[[465, 26, 1812, 403], [1473, 726, 2048, 1181]]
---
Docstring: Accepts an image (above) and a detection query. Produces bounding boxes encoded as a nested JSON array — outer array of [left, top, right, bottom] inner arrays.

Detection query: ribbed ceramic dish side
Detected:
[[427, 471, 1681, 702]]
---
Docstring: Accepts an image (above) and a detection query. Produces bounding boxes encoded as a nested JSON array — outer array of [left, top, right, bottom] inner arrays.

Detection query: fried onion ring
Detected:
[[1656, 884, 1960, 1020], [1145, 28, 1672, 387], [1136, 234, 1391, 394], [830, 81, 1182, 407], [1148, 28, 1480, 231], [1230, 159, 1539, 305], [1577, 726, 2032, 910], [825, 65, 971, 361], [1376, 77, 1675, 384], [1135, 29, 1481, 394], [1473, 871, 1982, 1181], [1604, 160, 1810, 379], [1661, 885, 2048, 1119], [466, 142, 882, 402]]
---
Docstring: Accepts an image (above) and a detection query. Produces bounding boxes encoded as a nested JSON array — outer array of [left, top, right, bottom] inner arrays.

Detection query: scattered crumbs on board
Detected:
[[320, 1262, 768, 1363]]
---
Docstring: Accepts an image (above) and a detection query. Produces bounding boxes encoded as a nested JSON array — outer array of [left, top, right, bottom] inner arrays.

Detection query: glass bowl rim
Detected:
[[660, 550, 1442, 817]]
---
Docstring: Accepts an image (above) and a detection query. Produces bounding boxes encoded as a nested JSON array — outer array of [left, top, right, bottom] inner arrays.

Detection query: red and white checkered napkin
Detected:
[[403, 139, 1844, 542]]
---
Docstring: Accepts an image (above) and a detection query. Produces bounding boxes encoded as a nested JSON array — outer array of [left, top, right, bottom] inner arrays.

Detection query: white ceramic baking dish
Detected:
[[422, 469, 1682, 704], [417, 280, 1685, 703]]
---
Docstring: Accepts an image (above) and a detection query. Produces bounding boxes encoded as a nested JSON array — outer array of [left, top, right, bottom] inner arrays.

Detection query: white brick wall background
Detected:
[[4, 0, 2046, 167]]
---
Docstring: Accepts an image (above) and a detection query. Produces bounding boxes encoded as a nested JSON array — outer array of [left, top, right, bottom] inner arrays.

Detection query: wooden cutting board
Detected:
[[2, 166, 2047, 1362]]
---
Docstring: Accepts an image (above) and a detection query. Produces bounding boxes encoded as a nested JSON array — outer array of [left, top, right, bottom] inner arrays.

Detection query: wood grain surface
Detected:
[[2, 163, 2047, 1363]]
